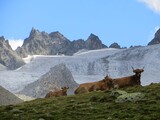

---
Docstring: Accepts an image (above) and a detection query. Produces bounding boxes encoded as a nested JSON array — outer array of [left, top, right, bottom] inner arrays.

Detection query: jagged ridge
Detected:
[[0, 36, 25, 70], [16, 28, 107, 57]]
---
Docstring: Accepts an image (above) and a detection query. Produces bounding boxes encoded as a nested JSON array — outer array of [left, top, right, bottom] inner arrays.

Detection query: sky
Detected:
[[0, 0, 160, 50]]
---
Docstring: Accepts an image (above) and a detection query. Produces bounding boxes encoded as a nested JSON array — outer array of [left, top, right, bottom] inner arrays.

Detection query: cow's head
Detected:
[[132, 67, 144, 85], [61, 86, 69, 95], [103, 75, 114, 89], [132, 67, 144, 77]]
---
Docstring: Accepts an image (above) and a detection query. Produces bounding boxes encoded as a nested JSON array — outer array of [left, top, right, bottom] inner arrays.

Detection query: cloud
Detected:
[[138, 0, 160, 14], [8, 39, 23, 50]]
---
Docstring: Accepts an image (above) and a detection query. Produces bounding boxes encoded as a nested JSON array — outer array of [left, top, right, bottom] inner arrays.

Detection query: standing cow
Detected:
[[113, 67, 144, 88], [74, 75, 113, 94]]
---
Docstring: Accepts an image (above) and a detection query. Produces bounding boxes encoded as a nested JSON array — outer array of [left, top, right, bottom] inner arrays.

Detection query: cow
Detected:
[[74, 75, 114, 94], [113, 67, 144, 88], [45, 86, 69, 98]]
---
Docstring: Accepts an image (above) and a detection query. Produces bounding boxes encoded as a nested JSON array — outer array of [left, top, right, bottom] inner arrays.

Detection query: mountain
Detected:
[[1, 45, 160, 95], [148, 28, 160, 45], [0, 36, 25, 70], [16, 28, 107, 57], [0, 48, 119, 93], [19, 64, 78, 98], [0, 85, 23, 106], [86, 33, 107, 50], [109, 42, 121, 48]]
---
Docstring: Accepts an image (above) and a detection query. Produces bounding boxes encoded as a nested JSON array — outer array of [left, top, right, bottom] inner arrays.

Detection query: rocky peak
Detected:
[[155, 28, 160, 38], [87, 33, 100, 42], [16, 28, 108, 57], [86, 33, 107, 50], [0, 36, 12, 50], [0, 36, 25, 69], [109, 42, 121, 49], [148, 28, 160, 45], [0, 36, 10, 48], [49, 31, 69, 43], [29, 28, 41, 38], [28, 27, 49, 40], [50, 31, 63, 38], [0, 36, 5, 41]]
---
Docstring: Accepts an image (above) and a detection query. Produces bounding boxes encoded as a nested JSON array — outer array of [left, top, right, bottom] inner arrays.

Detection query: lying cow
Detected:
[[113, 67, 144, 88], [45, 86, 69, 98], [74, 75, 113, 94]]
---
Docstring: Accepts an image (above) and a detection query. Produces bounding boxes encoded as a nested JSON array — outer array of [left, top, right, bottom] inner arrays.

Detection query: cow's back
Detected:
[[74, 82, 98, 94], [113, 76, 134, 88]]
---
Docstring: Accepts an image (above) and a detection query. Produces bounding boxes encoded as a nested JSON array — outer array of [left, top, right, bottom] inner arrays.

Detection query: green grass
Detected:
[[0, 83, 160, 120]]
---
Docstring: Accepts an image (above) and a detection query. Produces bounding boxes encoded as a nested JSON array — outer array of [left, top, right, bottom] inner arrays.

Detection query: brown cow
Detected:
[[113, 67, 144, 88], [74, 75, 113, 94], [45, 87, 69, 98]]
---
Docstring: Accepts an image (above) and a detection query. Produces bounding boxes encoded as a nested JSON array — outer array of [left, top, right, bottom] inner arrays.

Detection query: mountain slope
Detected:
[[148, 28, 160, 45], [0, 36, 25, 70], [0, 45, 160, 94], [0, 85, 23, 106], [0, 48, 121, 93], [19, 64, 78, 98]]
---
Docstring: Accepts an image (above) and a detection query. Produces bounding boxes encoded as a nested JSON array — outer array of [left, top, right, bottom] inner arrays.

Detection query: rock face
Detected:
[[86, 33, 107, 50], [148, 28, 160, 45], [109, 42, 121, 48], [0, 85, 23, 106], [19, 63, 79, 98], [0, 36, 25, 70], [16, 28, 107, 57]]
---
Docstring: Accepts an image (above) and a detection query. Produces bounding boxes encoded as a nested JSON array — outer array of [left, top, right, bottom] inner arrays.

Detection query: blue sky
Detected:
[[0, 0, 160, 49]]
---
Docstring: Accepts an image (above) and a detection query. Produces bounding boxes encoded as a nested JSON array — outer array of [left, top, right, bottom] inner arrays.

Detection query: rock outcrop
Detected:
[[148, 28, 160, 45], [0, 36, 25, 70], [109, 42, 121, 48], [19, 63, 79, 98], [86, 33, 107, 50], [16, 28, 107, 57], [0, 85, 23, 106]]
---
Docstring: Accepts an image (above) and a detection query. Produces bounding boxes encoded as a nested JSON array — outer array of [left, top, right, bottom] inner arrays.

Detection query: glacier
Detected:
[[0, 45, 160, 93]]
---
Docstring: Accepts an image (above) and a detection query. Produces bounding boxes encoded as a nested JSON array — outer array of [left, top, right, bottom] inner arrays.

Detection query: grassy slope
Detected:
[[0, 83, 160, 120]]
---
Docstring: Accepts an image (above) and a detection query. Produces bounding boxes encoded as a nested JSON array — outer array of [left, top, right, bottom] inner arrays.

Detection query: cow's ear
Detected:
[[133, 69, 137, 73], [141, 69, 144, 72]]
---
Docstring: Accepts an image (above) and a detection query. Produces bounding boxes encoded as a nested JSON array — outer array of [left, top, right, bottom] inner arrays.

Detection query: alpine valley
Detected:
[[0, 28, 160, 104]]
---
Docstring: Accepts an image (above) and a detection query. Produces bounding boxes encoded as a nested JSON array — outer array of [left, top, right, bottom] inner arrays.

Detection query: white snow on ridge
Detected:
[[23, 55, 34, 63], [74, 48, 118, 56], [0, 46, 160, 93]]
